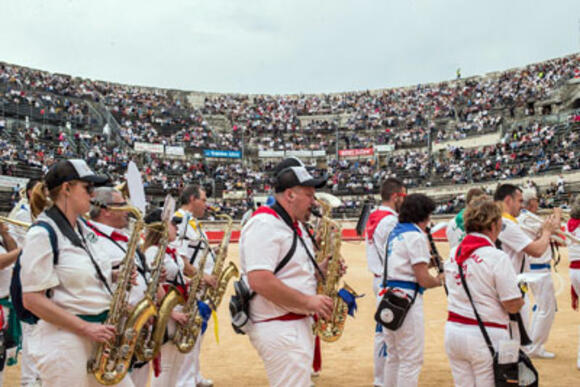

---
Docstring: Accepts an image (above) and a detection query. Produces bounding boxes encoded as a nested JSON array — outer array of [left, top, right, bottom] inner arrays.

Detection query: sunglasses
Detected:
[[107, 201, 128, 207]]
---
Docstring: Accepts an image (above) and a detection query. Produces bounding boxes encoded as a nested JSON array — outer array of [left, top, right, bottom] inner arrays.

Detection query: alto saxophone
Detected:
[[204, 214, 238, 311], [172, 244, 211, 353], [88, 205, 157, 385], [134, 220, 184, 362], [313, 198, 357, 343]]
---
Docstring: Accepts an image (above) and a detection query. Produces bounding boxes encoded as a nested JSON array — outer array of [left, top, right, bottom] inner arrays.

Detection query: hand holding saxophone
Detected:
[[203, 273, 218, 288], [306, 294, 334, 320], [81, 322, 116, 343]]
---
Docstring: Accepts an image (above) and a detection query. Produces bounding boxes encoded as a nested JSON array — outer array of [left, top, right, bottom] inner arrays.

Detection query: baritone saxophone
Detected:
[[88, 204, 157, 385]]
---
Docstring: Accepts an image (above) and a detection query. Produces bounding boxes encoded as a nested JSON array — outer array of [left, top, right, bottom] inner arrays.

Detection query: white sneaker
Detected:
[[530, 349, 555, 359], [197, 378, 214, 387]]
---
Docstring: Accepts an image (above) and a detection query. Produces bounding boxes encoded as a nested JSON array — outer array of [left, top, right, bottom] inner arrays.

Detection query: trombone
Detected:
[[520, 210, 580, 244], [0, 216, 31, 229]]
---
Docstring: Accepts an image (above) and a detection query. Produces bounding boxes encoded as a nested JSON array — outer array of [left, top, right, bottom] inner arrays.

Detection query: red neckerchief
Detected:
[[252, 205, 302, 236], [165, 246, 177, 260], [455, 234, 494, 265], [86, 221, 128, 242], [365, 209, 394, 242], [568, 218, 580, 233], [110, 231, 129, 243]]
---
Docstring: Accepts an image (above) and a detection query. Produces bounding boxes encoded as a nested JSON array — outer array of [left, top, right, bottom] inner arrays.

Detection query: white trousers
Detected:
[[383, 296, 424, 387], [527, 271, 556, 354], [151, 342, 186, 387], [249, 317, 315, 387], [445, 322, 510, 387], [373, 277, 387, 386], [21, 322, 41, 386], [570, 268, 580, 360], [28, 320, 134, 387], [176, 329, 204, 387], [130, 363, 150, 387]]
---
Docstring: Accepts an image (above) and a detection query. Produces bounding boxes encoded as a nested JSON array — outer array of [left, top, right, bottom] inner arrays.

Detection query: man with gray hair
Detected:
[[517, 188, 559, 359], [85, 187, 151, 385]]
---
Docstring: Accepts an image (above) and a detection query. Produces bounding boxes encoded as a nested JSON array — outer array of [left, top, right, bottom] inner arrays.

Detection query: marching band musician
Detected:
[[7, 178, 41, 387], [444, 197, 524, 386], [382, 193, 444, 387], [143, 208, 187, 387], [0, 222, 20, 387], [567, 196, 580, 369], [364, 177, 406, 387], [240, 157, 333, 387], [19, 159, 135, 386], [86, 187, 151, 386], [445, 188, 485, 249], [172, 184, 217, 387], [493, 184, 559, 349], [517, 189, 558, 359]]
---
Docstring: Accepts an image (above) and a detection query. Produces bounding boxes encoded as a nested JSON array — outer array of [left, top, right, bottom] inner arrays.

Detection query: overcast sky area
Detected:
[[1, 0, 579, 95]]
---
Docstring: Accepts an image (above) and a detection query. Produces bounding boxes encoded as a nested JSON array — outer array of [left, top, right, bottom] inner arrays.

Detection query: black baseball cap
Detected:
[[45, 159, 109, 191], [273, 157, 328, 193]]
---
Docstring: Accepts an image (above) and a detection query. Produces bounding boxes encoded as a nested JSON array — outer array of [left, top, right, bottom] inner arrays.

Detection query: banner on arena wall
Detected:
[[223, 190, 247, 200], [258, 150, 285, 158], [203, 149, 242, 159], [375, 144, 395, 153], [134, 142, 164, 154], [165, 145, 185, 157], [259, 150, 326, 158], [338, 148, 374, 157], [0, 175, 29, 189]]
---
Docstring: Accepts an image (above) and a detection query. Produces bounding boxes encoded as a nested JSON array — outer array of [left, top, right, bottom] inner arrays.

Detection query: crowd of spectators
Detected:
[[1, 55, 580, 219]]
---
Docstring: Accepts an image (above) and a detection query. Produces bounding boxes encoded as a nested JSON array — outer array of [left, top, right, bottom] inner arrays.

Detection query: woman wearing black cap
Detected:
[[19, 159, 134, 386]]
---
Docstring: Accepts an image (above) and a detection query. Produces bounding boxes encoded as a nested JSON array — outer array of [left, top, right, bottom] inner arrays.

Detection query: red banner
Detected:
[[338, 148, 374, 157]]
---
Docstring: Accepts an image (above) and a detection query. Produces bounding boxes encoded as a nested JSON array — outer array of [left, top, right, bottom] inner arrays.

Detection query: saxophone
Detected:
[[205, 214, 238, 311], [172, 244, 212, 353], [312, 197, 357, 343], [133, 220, 182, 362], [88, 205, 157, 385]]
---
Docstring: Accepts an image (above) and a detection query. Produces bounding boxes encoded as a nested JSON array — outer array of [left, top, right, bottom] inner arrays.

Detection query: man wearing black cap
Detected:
[[239, 157, 333, 387]]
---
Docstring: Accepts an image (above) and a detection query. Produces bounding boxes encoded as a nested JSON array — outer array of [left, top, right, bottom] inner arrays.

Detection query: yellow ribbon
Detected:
[[212, 309, 219, 344]]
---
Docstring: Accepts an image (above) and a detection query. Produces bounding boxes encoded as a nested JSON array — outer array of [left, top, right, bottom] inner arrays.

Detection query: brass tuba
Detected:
[[312, 195, 357, 343], [88, 204, 157, 385]]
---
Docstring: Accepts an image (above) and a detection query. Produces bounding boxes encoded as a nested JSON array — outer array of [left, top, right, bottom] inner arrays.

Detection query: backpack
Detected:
[[9, 221, 59, 324]]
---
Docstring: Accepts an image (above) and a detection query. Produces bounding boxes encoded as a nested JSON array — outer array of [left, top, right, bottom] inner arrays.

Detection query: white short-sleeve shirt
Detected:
[[8, 201, 32, 247], [240, 211, 317, 321], [446, 214, 464, 250], [365, 206, 398, 276], [20, 212, 113, 315], [386, 223, 431, 296], [517, 210, 551, 265], [568, 223, 580, 263], [172, 208, 214, 275], [446, 233, 522, 326], [86, 220, 148, 306], [498, 215, 533, 273], [0, 244, 11, 298]]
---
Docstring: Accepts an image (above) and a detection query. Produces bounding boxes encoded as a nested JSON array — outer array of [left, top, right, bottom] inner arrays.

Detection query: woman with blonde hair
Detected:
[[20, 159, 135, 386], [444, 197, 524, 386]]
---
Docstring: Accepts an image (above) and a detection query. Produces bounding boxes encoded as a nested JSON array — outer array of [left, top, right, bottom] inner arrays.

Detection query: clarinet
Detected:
[[426, 227, 448, 295]]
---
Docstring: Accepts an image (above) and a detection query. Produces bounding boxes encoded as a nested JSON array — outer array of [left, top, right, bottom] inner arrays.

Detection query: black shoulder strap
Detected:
[[45, 207, 113, 295], [457, 255, 496, 358], [274, 232, 297, 274], [34, 221, 59, 265]]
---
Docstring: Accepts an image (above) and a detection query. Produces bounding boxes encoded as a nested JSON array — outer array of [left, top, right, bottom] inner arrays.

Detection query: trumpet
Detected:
[[520, 210, 580, 244], [0, 216, 31, 229]]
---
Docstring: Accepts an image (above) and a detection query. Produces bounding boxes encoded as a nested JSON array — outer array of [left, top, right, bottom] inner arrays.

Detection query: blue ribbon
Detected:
[[197, 301, 212, 334], [338, 288, 363, 317]]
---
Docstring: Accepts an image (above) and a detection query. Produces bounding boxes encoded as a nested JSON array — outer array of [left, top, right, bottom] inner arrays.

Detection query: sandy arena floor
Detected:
[[4, 242, 580, 386]]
